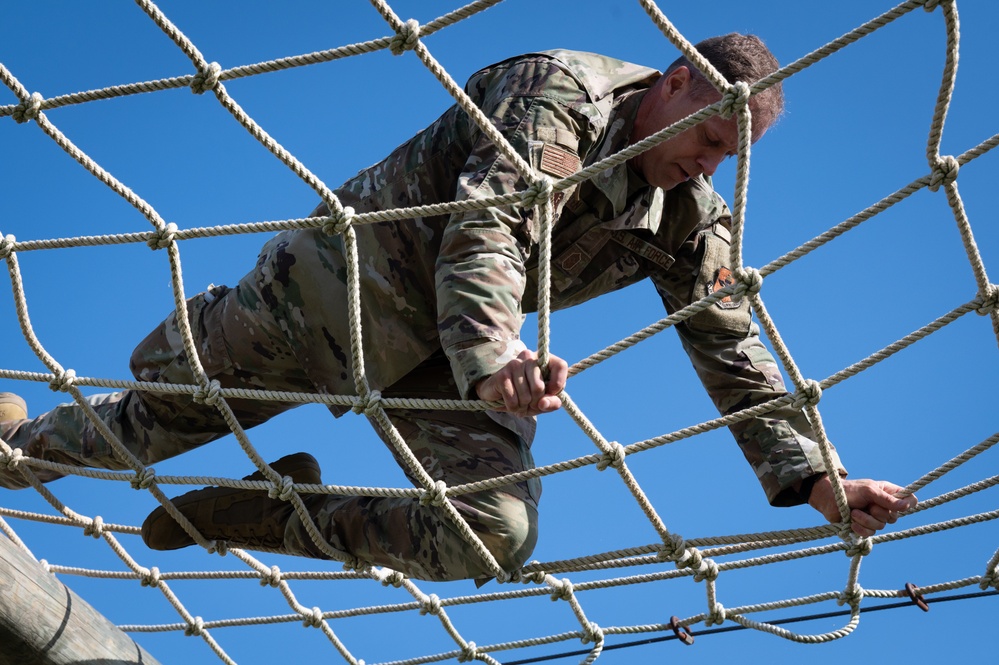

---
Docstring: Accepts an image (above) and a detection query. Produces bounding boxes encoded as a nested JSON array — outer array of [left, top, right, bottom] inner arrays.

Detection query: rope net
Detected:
[[1, 0, 997, 662]]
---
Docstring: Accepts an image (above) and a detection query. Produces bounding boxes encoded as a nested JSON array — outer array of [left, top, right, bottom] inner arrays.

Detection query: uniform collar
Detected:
[[587, 90, 663, 233]]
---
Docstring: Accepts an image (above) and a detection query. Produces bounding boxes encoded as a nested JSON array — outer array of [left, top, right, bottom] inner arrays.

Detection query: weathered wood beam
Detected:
[[0, 534, 162, 665]]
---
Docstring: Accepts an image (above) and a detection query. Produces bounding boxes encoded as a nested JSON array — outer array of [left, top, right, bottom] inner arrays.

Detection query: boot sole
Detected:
[[141, 452, 322, 551]]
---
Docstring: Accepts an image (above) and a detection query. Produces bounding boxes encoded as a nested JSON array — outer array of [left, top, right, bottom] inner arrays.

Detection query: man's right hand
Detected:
[[475, 349, 568, 416], [808, 475, 917, 537]]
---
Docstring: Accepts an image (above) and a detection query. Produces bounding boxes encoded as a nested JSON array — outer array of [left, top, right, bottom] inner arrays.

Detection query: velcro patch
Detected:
[[611, 231, 675, 271], [539, 143, 581, 179], [711, 266, 741, 309]]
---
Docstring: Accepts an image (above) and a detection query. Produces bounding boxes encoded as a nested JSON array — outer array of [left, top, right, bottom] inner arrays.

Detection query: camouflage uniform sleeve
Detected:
[[437, 57, 595, 398], [653, 217, 848, 507]]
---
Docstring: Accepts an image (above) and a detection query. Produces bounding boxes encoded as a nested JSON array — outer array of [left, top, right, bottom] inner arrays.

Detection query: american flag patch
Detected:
[[539, 143, 581, 178]]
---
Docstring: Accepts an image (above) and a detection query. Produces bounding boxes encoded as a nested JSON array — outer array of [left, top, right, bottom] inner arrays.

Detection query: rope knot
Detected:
[[657, 534, 686, 561], [352, 389, 383, 415], [140, 566, 161, 588], [582, 622, 604, 645], [147, 223, 178, 250], [303, 606, 324, 628], [549, 578, 574, 601], [380, 570, 406, 588], [0, 234, 15, 260], [734, 266, 763, 296], [457, 642, 479, 663], [419, 479, 449, 507], [12, 92, 43, 124], [979, 567, 998, 590], [514, 569, 547, 585], [84, 516, 105, 538], [923, 0, 950, 12], [693, 559, 719, 583], [838, 586, 865, 607], [2, 448, 24, 471], [322, 206, 355, 236], [389, 19, 421, 55], [268, 474, 296, 501], [130, 467, 156, 490], [719, 81, 751, 119], [48, 369, 76, 393], [845, 536, 873, 558], [521, 177, 554, 209], [191, 62, 222, 94], [185, 616, 205, 637], [673, 545, 704, 573], [706, 603, 727, 627], [596, 441, 626, 471], [419, 593, 442, 616], [208, 539, 228, 556], [976, 284, 998, 316], [193, 379, 222, 406], [928, 155, 959, 192], [791, 379, 823, 409]]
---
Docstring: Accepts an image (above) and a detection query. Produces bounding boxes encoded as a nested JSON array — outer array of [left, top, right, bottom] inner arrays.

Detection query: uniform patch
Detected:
[[712, 266, 742, 309], [610, 231, 675, 271], [539, 143, 581, 179]]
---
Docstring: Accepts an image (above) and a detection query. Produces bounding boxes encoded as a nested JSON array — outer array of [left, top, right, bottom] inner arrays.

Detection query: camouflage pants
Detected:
[[0, 235, 541, 582]]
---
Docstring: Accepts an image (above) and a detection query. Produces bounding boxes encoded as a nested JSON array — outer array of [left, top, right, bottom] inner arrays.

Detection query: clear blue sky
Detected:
[[1, 1, 997, 664]]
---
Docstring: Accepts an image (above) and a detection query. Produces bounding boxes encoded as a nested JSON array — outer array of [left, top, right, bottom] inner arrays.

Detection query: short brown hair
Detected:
[[666, 33, 785, 130]]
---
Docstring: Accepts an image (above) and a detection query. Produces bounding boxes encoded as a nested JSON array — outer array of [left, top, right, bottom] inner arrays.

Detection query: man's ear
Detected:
[[660, 65, 692, 101]]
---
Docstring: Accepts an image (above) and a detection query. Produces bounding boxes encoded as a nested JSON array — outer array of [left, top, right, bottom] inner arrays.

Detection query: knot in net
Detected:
[[193, 379, 222, 406], [928, 155, 959, 191], [596, 441, 626, 471], [0, 234, 15, 260], [12, 92, 43, 124], [147, 222, 179, 250], [719, 81, 751, 119], [191, 62, 222, 94], [322, 206, 355, 236], [791, 379, 823, 409], [521, 176, 554, 209], [733, 266, 763, 296], [48, 368, 76, 393], [390, 18, 421, 55]]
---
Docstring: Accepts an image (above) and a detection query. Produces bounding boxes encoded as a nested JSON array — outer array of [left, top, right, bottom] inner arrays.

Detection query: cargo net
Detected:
[[1, 0, 997, 663]]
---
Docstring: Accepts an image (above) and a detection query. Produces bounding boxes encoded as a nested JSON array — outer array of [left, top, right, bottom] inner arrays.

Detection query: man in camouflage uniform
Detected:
[[0, 34, 915, 582]]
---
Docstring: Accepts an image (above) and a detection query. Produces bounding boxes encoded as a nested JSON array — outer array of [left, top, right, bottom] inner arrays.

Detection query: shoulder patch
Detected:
[[711, 266, 742, 309], [539, 143, 581, 179]]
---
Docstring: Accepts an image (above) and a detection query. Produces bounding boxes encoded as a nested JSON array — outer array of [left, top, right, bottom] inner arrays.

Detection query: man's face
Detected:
[[630, 67, 766, 191]]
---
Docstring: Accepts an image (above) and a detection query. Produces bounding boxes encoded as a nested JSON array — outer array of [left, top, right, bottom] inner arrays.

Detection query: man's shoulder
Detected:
[[472, 50, 658, 104], [535, 49, 659, 103]]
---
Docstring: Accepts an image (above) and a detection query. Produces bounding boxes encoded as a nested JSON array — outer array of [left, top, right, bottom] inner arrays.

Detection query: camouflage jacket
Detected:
[[298, 50, 844, 506]]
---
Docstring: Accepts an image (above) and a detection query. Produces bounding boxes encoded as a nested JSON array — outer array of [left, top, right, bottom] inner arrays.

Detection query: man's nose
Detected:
[[697, 152, 725, 177]]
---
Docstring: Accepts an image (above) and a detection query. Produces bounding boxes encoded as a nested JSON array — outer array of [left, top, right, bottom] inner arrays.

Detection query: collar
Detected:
[[586, 90, 664, 233]]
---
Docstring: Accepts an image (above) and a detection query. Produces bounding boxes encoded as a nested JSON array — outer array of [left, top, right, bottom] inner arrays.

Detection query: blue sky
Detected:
[[1, 1, 997, 664]]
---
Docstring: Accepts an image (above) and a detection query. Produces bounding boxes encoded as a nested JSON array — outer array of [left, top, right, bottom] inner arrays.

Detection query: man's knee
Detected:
[[464, 491, 539, 574]]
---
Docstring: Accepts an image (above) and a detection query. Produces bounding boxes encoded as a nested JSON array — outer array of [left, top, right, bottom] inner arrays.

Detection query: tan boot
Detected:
[[141, 452, 322, 552], [0, 392, 27, 421]]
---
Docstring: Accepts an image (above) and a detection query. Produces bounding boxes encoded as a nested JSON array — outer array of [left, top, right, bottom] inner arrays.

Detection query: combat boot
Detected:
[[141, 452, 322, 552], [0, 392, 27, 421]]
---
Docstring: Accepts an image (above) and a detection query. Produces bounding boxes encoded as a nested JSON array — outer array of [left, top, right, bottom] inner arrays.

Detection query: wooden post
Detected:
[[0, 534, 163, 665]]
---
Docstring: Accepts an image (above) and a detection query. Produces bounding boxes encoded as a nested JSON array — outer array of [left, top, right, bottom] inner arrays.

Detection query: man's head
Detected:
[[630, 33, 784, 191]]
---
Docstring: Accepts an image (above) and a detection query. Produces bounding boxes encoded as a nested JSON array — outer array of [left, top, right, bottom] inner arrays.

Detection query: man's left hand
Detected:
[[475, 349, 568, 416]]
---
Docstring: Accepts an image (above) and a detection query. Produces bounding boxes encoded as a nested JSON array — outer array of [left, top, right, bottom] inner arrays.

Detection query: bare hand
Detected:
[[808, 475, 917, 537], [475, 349, 568, 416]]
